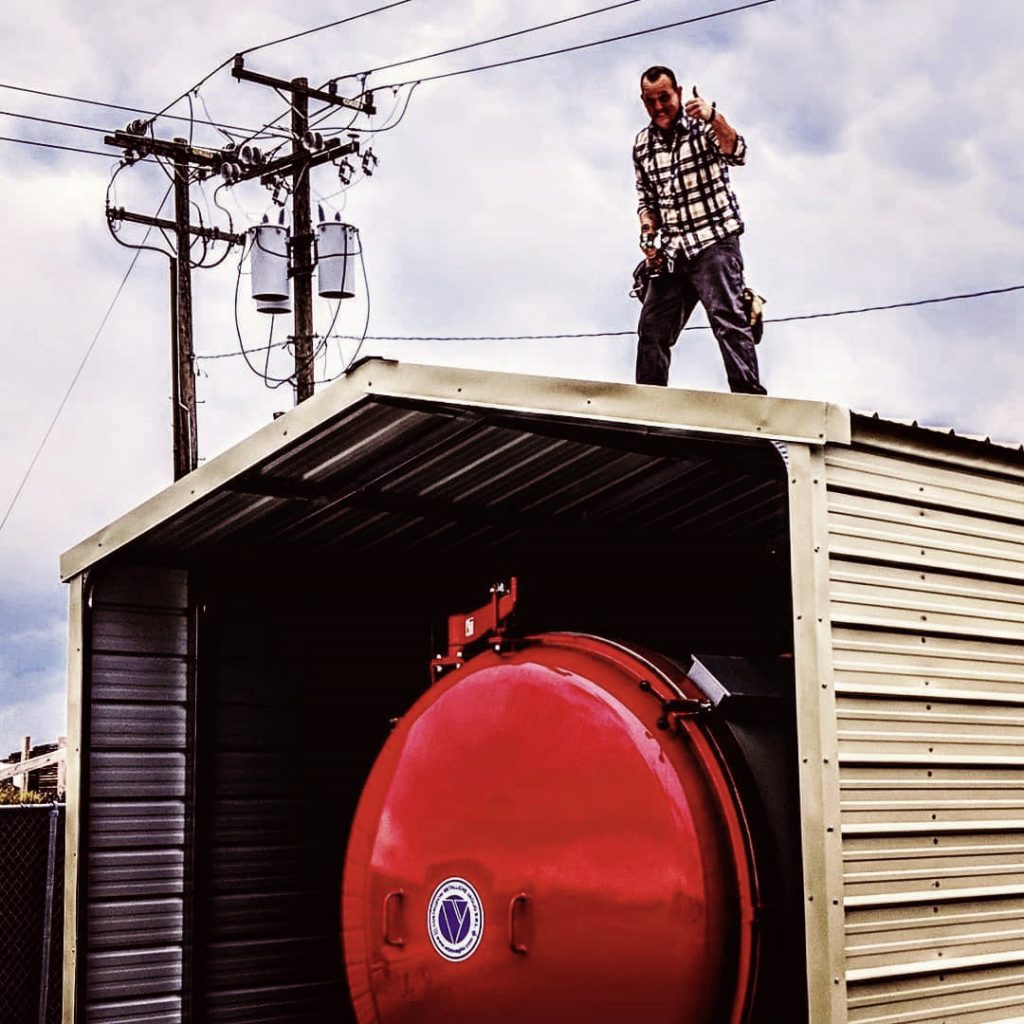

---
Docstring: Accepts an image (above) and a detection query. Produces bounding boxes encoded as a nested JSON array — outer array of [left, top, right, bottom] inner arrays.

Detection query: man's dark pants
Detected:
[[636, 235, 766, 394]]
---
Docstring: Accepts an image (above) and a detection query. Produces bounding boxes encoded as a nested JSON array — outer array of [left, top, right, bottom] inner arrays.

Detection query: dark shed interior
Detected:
[[75, 391, 803, 1023]]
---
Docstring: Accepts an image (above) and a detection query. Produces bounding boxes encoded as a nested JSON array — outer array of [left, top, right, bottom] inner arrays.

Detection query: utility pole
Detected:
[[104, 131, 245, 480], [102, 59, 370, 473], [173, 147, 199, 474], [232, 57, 373, 402], [291, 79, 315, 402]]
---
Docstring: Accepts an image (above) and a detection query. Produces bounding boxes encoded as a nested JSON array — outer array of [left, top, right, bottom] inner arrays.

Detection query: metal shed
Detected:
[[60, 359, 1024, 1024]]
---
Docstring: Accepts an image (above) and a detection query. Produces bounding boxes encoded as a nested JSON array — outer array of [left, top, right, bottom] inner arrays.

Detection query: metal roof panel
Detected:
[[61, 359, 848, 580]]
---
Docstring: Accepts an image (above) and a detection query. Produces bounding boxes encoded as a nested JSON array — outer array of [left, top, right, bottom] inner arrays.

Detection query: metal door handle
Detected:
[[383, 889, 405, 947], [508, 892, 530, 954]]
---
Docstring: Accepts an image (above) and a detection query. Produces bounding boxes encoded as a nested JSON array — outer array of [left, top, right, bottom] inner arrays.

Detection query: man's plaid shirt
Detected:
[[633, 113, 747, 261]]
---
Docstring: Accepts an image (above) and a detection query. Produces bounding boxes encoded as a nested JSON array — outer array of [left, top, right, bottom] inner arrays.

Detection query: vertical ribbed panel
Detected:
[[84, 567, 189, 1024], [825, 432, 1024, 1024], [194, 593, 355, 1024]]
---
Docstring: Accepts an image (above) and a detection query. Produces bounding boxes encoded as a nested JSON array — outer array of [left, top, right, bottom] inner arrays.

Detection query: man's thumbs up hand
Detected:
[[684, 85, 715, 123]]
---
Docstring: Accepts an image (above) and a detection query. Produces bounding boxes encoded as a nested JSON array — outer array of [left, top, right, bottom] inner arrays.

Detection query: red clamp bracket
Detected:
[[430, 578, 518, 681]]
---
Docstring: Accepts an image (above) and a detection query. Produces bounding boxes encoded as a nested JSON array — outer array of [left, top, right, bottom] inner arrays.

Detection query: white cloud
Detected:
[[1, 0, 1023, 743], [0, 685, 67, 758]]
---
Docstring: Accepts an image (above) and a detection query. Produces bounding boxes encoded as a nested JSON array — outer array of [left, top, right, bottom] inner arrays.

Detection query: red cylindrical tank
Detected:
[[342, 633, 762, 1023]]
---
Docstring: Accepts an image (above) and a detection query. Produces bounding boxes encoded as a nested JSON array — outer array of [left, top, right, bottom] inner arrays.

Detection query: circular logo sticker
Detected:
[[427, 877, 484, 961]]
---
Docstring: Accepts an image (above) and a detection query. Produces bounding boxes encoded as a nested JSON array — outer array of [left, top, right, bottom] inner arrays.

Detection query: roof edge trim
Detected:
[[363, 362, 850, 445]]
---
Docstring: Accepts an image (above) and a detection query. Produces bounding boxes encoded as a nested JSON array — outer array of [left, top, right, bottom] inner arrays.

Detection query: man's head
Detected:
[[640, 65, 682, 132]]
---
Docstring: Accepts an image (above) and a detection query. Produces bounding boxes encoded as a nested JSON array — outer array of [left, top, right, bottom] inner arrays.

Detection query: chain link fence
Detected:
[[0, 804, 64, 1024]]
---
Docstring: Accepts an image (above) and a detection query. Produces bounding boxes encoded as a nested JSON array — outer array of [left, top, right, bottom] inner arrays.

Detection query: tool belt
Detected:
[[630, 260, 766, 344]]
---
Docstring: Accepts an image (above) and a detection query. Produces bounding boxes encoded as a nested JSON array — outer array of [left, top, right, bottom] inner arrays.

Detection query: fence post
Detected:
[[56, 738, 66, 801], [37, 804, 59, 1024], [16, 735, 31, 791]]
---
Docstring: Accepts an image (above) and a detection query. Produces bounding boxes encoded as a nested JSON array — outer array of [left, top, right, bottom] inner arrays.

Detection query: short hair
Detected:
[[641, 65, 678, 90]]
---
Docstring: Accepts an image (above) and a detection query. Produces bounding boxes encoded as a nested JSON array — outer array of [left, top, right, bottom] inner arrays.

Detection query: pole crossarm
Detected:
[[106, 206, 246, 245], [248, 137, 360, 185], [104, 131, 225, 168], [231, 56, 376, 115], [104, 130, 359, 188]]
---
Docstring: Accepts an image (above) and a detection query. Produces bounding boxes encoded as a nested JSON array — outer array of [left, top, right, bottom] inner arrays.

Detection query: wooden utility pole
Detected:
[[104, 132, 246, 479], [232, 57, 372, 403], [173, 147, 199, 476], [169, 257, 181, 476], [290, 79, 315, 402], [103, 59, 370, 465]]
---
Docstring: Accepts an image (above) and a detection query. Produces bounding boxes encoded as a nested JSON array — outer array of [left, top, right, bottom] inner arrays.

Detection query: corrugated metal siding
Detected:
[[826, 427, 1024, 1023], [191, 592, 355, 1023], [84, 567, 189, 1024]]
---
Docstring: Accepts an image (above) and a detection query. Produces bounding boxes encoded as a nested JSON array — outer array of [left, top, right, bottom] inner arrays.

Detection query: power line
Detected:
[[148, 0, 417, 143], [381, 0, 777, 88], [194, 282, 1024, 359], [230, 0, 713, 155], [751, 284, 1024, 324], [0, 81, 289, 139], [147, 60, 237, 126], [293, 1, 768, 166], [265, 0, 744, 153], [1, 107, 112, 135], [239, 0, 416, 57], [335, 0, 651, 81], [347, 283, 1024, 338], [0, 186, 173, 536], [0, 134, 119, 159]]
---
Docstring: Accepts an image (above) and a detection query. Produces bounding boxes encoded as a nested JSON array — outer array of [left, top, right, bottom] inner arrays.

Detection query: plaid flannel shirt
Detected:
[[633, 113, 747, 261]]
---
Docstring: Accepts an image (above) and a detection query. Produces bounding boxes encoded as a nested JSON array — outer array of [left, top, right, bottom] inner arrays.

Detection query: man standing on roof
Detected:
[[633, 65, 766, 394]]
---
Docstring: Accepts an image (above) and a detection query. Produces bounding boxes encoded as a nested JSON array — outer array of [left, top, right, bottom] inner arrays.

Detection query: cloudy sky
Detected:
[[1, 0, 1022, 756]]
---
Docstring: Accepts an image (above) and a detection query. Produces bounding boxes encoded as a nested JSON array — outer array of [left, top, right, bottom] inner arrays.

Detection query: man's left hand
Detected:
[[684, 86, 714, 122]]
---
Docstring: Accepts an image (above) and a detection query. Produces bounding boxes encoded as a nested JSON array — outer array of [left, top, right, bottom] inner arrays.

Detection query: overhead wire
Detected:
[[0, 80, 289, 139], [196, 182, 244, 270], [0, 107, 114, 135], [106, 163, 176, 260], [379, 0, 777, 88], [311, 85, 414, 208], [153, 0, 418, 156], [295, 1, 695, 145], [0, 134, 123, 158], [147, 59, 236, 126], [196, 284, 1024, 362], [310, 243, 373, 383], [187, 191, 212, 268], [352, 82, 419, 135], [0, 184, 174, 536], [142, 1, 411, 133], [194, 88, 242, 145], [201, 0, 774, 184], [232, 235, 294, 388], [240, 0, 774, 158], [0, 0, 769, 166], [237, 0, 417, 58], [334, 0, 651, 81], [742, 284, 1024, 325], [342, 245, 373, 374]]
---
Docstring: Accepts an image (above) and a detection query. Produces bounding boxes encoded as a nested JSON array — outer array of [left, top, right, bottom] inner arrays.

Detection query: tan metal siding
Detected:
[[789, 443, 850, 1023], [826, 430, 1024, 1024]]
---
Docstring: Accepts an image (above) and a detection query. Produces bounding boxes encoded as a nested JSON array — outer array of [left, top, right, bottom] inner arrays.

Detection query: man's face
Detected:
[[641, 74, 682, 131]]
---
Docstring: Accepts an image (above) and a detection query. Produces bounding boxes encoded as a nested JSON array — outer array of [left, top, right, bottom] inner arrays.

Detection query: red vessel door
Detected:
[[342, 635, 757, 1024]]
